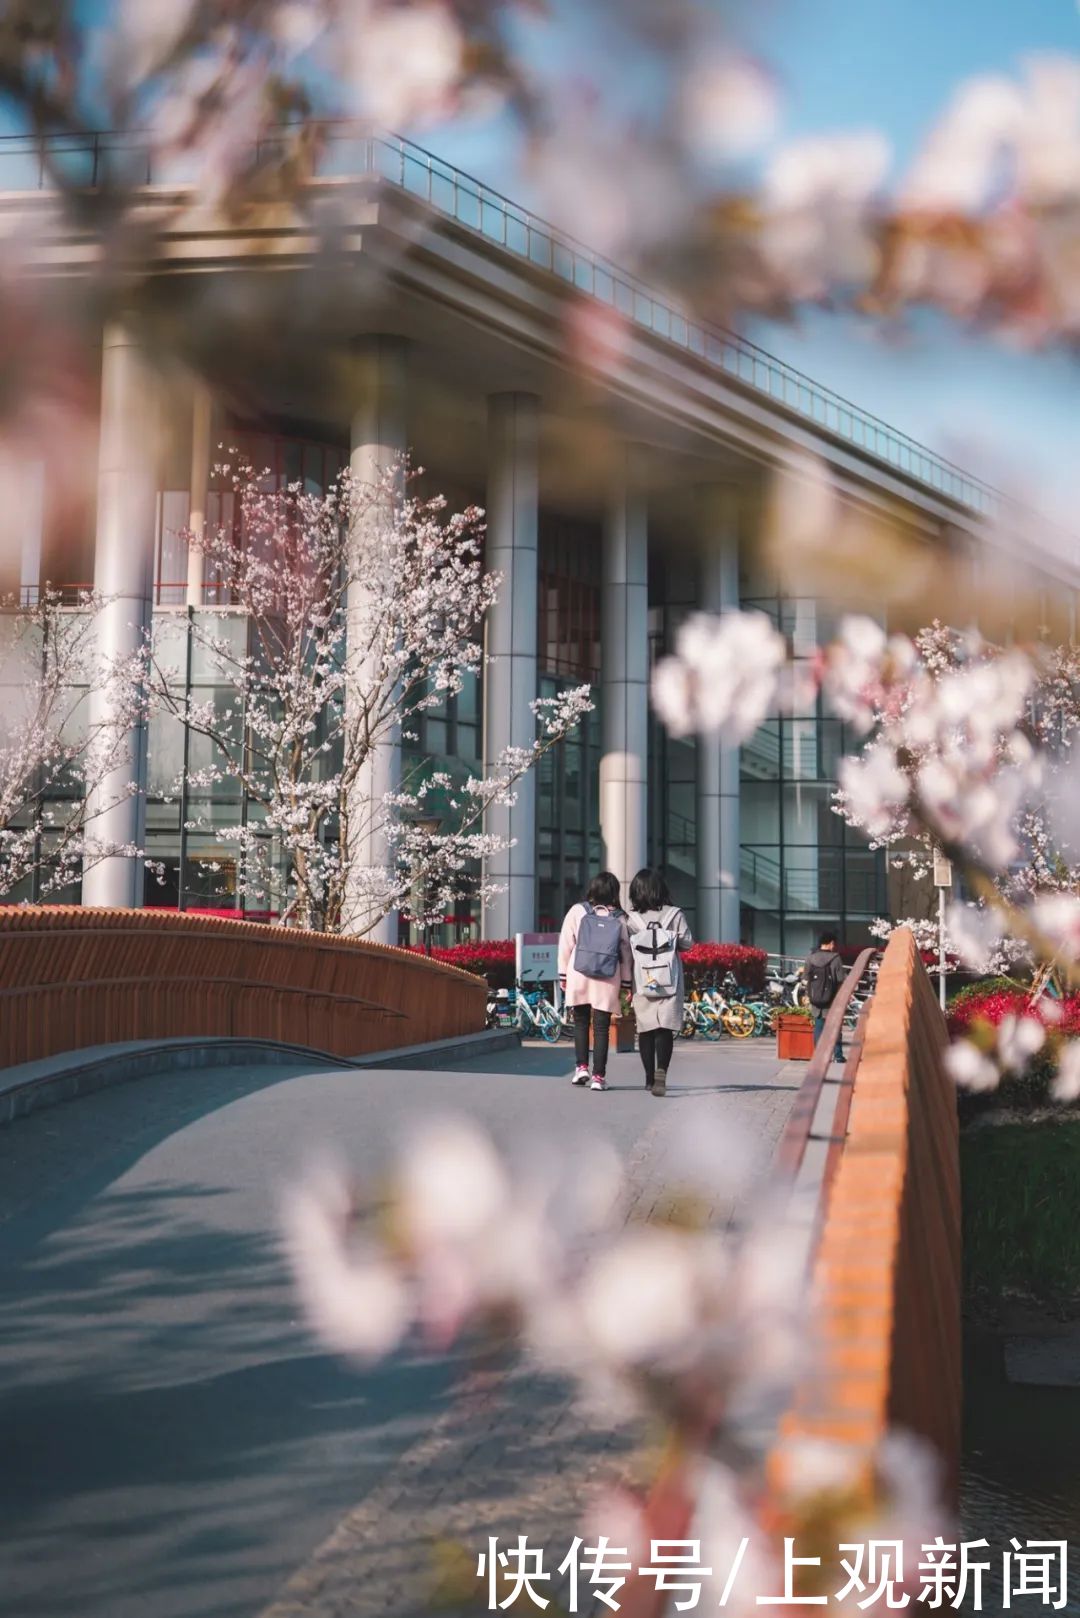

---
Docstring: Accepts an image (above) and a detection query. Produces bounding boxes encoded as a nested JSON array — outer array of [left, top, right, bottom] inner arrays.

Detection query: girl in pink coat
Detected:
[[558, 870, 632, 1091]]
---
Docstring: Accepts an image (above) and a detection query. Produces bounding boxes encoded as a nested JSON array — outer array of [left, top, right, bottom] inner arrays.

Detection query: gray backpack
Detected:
[[574, 904, 623, 980], [629, 908, 679, 999]]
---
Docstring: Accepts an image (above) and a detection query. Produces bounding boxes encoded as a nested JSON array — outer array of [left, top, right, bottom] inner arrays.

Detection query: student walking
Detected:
[[558, 871, 632, 1092], [626, 867, 692, 1098], [805, 930, 847, 1065]]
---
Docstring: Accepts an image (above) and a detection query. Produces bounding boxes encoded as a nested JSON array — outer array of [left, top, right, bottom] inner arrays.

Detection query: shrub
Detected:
[[409, 938, 516, 989], [682, 943, 768, 992], [412, 938, 769, 994], [946, 982, 1080, 1039], [947, 978, 1080, 1114]]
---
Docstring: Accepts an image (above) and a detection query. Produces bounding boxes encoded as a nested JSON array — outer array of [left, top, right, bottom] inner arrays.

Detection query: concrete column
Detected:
[[185, 380, 212, 608], [600, 455, 648, 902], [82, 322, 158, 909], [697, 489, 742, 942], [344, 336, 407, 944], [483, 394, 539, 940]]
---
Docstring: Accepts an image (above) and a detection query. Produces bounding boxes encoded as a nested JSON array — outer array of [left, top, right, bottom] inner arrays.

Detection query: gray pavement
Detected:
[[0, 1037, 798, 1618]]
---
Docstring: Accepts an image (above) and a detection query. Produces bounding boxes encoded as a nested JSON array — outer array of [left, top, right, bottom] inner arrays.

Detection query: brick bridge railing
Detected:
[[775, 926, 962, 1501], [0, 906, 487, 1067]]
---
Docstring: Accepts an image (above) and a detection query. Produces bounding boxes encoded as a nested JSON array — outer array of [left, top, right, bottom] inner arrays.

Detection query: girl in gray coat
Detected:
[[626, 867, 693, 1097]]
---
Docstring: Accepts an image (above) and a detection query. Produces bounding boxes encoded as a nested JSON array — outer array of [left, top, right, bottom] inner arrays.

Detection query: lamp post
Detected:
[[933, 850, 953, 1013]]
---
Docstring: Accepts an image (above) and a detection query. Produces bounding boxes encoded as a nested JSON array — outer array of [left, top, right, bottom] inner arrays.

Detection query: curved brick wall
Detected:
[[775, 927, 961, 1502], [0, 907, 487, 1066]]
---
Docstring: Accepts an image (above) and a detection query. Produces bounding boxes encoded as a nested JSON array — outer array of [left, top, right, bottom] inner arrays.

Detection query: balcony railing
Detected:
[[0, 123, 1015, 524]]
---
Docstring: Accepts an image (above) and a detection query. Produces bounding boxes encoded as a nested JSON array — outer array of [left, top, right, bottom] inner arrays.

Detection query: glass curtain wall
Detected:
[[536, 517, 602, 930], [647, 555, 700, 931], [740, 596, 887, 958], [145, 430, 346, 916]]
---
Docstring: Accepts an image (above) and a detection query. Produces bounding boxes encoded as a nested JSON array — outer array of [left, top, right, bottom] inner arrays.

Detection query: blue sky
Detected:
[[434, 0, 1080, 524]]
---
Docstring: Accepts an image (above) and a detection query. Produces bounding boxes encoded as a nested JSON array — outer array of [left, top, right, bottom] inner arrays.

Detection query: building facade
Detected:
[[3, 130, 1078, 957]]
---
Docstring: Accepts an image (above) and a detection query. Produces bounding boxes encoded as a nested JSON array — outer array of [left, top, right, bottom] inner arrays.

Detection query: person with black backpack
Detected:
[[626, 867, 693, 1098], [804, 930, 847, 1066], [557, 871, 632, 1091]]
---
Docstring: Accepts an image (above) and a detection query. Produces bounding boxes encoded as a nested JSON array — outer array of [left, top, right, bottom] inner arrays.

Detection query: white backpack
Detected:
[[629, 909, 680, 999]]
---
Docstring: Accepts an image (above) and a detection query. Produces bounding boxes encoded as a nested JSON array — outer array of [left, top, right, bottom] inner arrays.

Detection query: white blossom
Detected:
[[760, 131, 891, 299], [338, 0, 464, 129], [945, 1039, 1001, 1093], [1030, 893, 1080, 962], [397, 1119, 508, 1251], [651, 611, 786, 743], [1051, 1040, 1080, 1103], [282, 1159, 410, 1361], [821, 615, 916, 735], [945, 901, 1007, 972], [680, 53, 778, 161], [996, 1012, 1046, 1071], [837, 742, 911, 839]]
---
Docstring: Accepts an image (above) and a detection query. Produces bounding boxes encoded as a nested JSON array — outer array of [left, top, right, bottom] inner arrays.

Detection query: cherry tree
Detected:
[[829, 621, 1080, 969], [150, 457, 591, 935], [653, 606, 1080, 1096], [0, 588, 149, 900]]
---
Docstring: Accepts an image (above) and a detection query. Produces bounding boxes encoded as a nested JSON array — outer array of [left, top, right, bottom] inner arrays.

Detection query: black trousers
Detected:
[[573, 1005, 611, 1077], [638, 1028, 674, 1086]]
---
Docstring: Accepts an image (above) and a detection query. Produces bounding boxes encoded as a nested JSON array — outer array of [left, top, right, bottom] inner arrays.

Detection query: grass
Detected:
[[961, 1120, 1080, 1318]]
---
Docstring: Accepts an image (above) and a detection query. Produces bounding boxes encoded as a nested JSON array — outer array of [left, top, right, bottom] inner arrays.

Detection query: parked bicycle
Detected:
[[681, 988, 724, 1041], [682, 985, 757, 1040], [701, 981, 757, 1038], [486, 985, 563, 1043]]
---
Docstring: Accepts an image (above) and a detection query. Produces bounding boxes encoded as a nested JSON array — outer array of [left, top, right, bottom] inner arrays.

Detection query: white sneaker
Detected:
[[590, 1073, 608, 1091], [572, 1065, 591, 1086]]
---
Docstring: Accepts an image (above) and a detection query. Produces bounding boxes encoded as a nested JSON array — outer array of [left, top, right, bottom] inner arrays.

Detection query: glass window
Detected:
[[146, 712, 186, 799], [783, 782, 843, 846], [742, 780, 780, 844], [742, 721, 780, 781], [191, 610, 247, 680], [741, 846, 781, 908], [457, 671, 479, 723], [783, 717, 820, 780]]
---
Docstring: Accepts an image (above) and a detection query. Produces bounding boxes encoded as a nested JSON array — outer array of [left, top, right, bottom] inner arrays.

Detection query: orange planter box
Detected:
[[777, 1012, 815, 1061], [615, 1011, 637, 1054]]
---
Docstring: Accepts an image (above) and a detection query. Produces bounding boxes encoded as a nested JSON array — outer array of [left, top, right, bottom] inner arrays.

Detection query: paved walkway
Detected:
[[0, 1037, 799, 1618]]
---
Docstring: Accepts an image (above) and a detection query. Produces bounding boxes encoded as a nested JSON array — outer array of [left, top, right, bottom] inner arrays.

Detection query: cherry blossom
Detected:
[[0, 589, 150, 901], [282, 1157, 410, 1360], [337, 0, 465, 130], [759, 131, 891, 301], [1051, 1039, 1080, 1103], [944, 1039, 1002, 1093], [836, 741, 911, 840], [819, 616, 916, 734], [651, 611, 787, 745], [151, 457, 591, 934], [679, 53, 779, 162]]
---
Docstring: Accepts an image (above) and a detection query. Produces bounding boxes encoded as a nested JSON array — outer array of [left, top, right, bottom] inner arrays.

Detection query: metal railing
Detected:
[[0, 123, 1013, 521]]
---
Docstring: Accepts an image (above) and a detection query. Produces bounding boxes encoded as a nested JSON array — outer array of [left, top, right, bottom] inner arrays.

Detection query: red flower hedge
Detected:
[[948, 984, 1080, 1040], [409, 938, 517, 988], [411, 938, 768, 992], [682, 943, 768, 991]]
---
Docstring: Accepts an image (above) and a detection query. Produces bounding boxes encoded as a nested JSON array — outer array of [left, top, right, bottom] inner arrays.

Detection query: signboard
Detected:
[[516, 932, 560, 986], [933, 852, 953, 889]]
